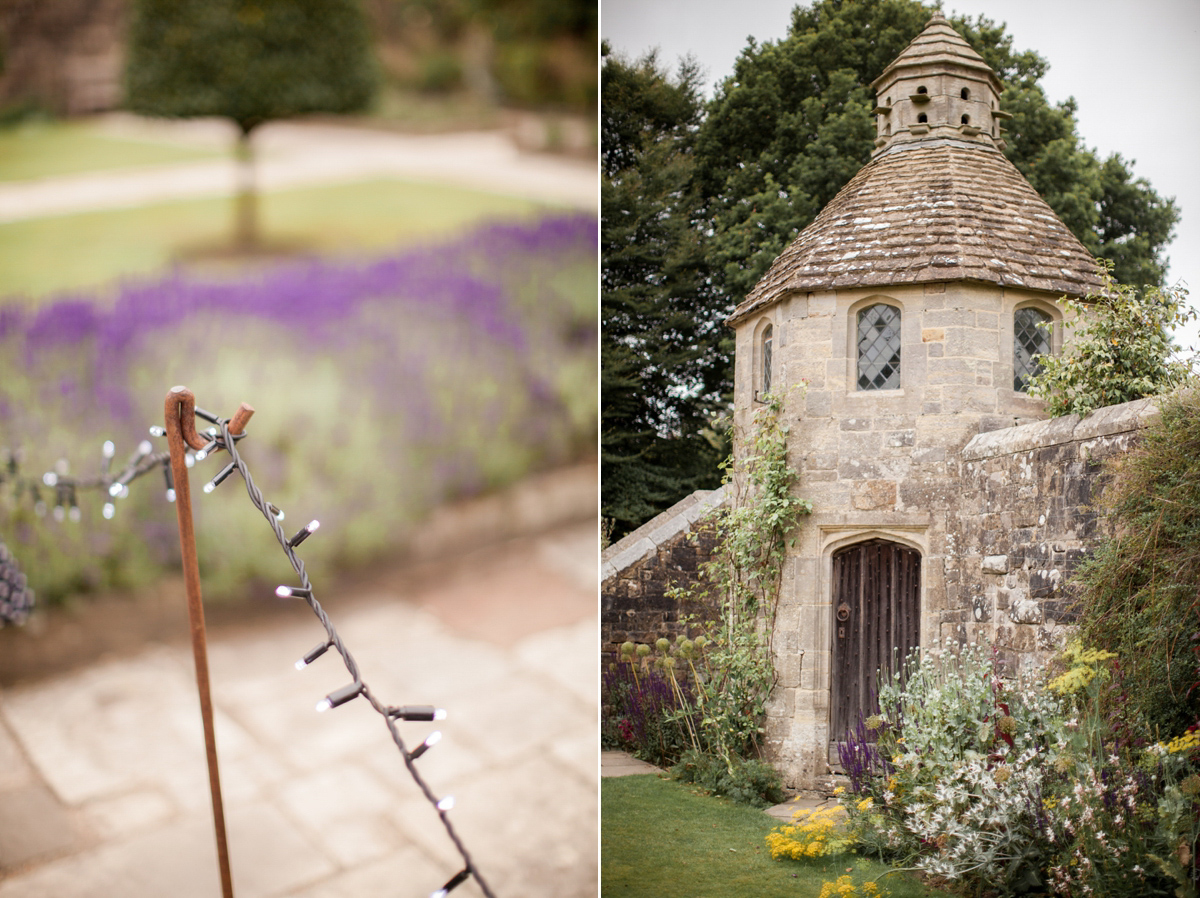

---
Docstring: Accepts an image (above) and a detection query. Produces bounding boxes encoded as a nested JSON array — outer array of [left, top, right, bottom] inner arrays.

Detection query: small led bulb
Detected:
[[184, 453, 195, 469], [137, 440, 152, 456], [102, 503, 116, 519], [432, 869, 469, 897], [315, 681, 362, 712], [409, 731, 442, 760], [68, 506, 82, 523], [434, 709, 448, 721], [43, 472, 57, 487], [288, 520, 320, 548], [52, 505, 65, 522], [103, 440, 116, 458], [436, 796, 455, 811], [294, 640, 330, 670], [275, 586, 312, 599], [108, 482, 121, 497], [55, 458, 69, 475], [147, 426, 166, 438], [166, 489, 177, 503], [203, 461, 237, 493]]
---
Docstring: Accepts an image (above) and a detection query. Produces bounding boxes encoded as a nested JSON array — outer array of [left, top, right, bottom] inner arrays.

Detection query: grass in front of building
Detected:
[[602, 774, 944, 898]]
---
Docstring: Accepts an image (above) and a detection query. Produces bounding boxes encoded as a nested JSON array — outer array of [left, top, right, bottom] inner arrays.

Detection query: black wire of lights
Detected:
[[5, 407, 492, 898]]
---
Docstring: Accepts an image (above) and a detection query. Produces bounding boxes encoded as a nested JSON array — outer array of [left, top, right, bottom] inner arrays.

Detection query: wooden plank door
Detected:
[[830, 539, 921, 746]]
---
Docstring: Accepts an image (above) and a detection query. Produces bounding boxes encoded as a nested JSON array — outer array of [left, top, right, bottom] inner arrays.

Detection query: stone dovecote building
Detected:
[[602, 13, 1153, 792], [725, 14, 1112, 788]]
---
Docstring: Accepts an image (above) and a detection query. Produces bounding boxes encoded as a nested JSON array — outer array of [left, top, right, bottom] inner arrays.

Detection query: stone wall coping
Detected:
[[962, 397, 1159, 461], [601, 485, 730, 583]]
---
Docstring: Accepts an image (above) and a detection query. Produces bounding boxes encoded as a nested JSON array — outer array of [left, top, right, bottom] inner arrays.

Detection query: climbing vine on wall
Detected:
[[669, 389, 812, 766]]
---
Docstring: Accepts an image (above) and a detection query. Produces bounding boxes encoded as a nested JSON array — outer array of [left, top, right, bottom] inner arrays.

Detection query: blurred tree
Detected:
[[124, 0, 377, 248], [473, 0, 596, 107], [601, 44, 728, 538], [363, 0, 595, 111]]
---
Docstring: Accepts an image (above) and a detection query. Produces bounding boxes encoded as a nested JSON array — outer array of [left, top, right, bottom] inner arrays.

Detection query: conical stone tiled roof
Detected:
[[727, 16, 1103, 326], [872, 11, 1000, 93]]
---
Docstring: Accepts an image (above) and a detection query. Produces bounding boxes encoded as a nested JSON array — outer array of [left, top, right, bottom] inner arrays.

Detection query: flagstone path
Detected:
[[0, 463, 598, 898]]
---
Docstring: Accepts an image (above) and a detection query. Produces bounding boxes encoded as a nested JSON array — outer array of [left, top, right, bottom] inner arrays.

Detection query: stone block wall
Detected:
[[600, 487, 726, 658], [600, 396, 1158, 790], [947, 397, 1158, 672]]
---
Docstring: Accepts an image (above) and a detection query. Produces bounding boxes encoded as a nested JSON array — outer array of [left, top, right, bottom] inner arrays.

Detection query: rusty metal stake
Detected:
[[164, 386, 254, 898]]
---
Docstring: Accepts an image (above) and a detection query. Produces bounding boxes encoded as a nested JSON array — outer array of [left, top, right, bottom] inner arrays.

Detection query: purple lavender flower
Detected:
[[1, 214, 597, 604]]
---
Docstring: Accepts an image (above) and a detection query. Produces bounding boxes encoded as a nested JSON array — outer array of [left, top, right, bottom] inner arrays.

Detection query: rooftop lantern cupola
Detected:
[[870, 12, 1011, 154]]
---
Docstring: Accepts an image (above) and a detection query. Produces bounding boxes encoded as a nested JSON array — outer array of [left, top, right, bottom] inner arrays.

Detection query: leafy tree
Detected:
[[471, 0, 597, 107], [603, 0, 1181, 536], [1027, 264, 1195, 417], [601, 44, 728, 537], [696, 0, 1179, 301], [124, 0, 377, 248]]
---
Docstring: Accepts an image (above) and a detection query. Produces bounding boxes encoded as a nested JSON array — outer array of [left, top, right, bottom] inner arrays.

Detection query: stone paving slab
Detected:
[[599, 751, 661, 778], [0, 521, 597, 898]]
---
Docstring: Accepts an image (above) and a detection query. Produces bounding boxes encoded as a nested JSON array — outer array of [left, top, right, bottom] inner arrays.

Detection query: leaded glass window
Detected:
[[761, 325, 773, 396], [857, 304, 901, 390], [1014, 307, 1052, 391]]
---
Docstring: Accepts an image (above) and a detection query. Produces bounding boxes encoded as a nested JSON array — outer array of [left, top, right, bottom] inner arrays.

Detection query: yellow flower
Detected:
[[857, 797, 873, 812], [1165, 731, 1200, 755], [833, 786, 846, 795]]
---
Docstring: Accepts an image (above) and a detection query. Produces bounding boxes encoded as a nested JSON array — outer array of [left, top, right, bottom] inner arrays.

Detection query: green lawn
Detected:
[[603, 775, 942, 898], [0, 120, 219, 182], [0, 178, 544, 301]]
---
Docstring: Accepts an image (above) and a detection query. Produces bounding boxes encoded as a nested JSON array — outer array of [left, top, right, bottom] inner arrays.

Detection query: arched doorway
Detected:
[[830, 539, 921, 745]]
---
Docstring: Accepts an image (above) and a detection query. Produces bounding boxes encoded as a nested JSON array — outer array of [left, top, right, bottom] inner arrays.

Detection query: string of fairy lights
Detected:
[[0, 407, 495, 898]]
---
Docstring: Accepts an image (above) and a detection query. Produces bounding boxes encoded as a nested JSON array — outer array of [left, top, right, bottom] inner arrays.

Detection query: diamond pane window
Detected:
[[761, 325, 773, 396], [857, 304, 901, 390], [1014, 307, 1052, 391]]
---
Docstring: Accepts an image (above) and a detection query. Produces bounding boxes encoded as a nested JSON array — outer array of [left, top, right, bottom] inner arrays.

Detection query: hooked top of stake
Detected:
[[165, 387, 254, 452]]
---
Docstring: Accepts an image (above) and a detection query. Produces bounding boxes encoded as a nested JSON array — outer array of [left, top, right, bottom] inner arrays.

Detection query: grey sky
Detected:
[[603, 0, 1200, 350]]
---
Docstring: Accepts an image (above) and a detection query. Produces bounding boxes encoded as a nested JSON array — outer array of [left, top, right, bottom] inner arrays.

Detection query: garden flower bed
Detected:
[[0, 213, 596, 604], [766, 641, 1200, 897]]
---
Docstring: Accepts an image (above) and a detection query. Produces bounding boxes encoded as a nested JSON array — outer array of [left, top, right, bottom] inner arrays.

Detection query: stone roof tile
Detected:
[[728, 139, 1103, 325]]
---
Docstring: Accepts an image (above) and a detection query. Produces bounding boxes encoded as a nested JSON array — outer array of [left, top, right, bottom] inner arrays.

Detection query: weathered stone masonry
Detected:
[[601, 397, 1157, 787], [602, 13, 1152, 792], [600, 487, 726, 658], [946, 398, 1157, 669]]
